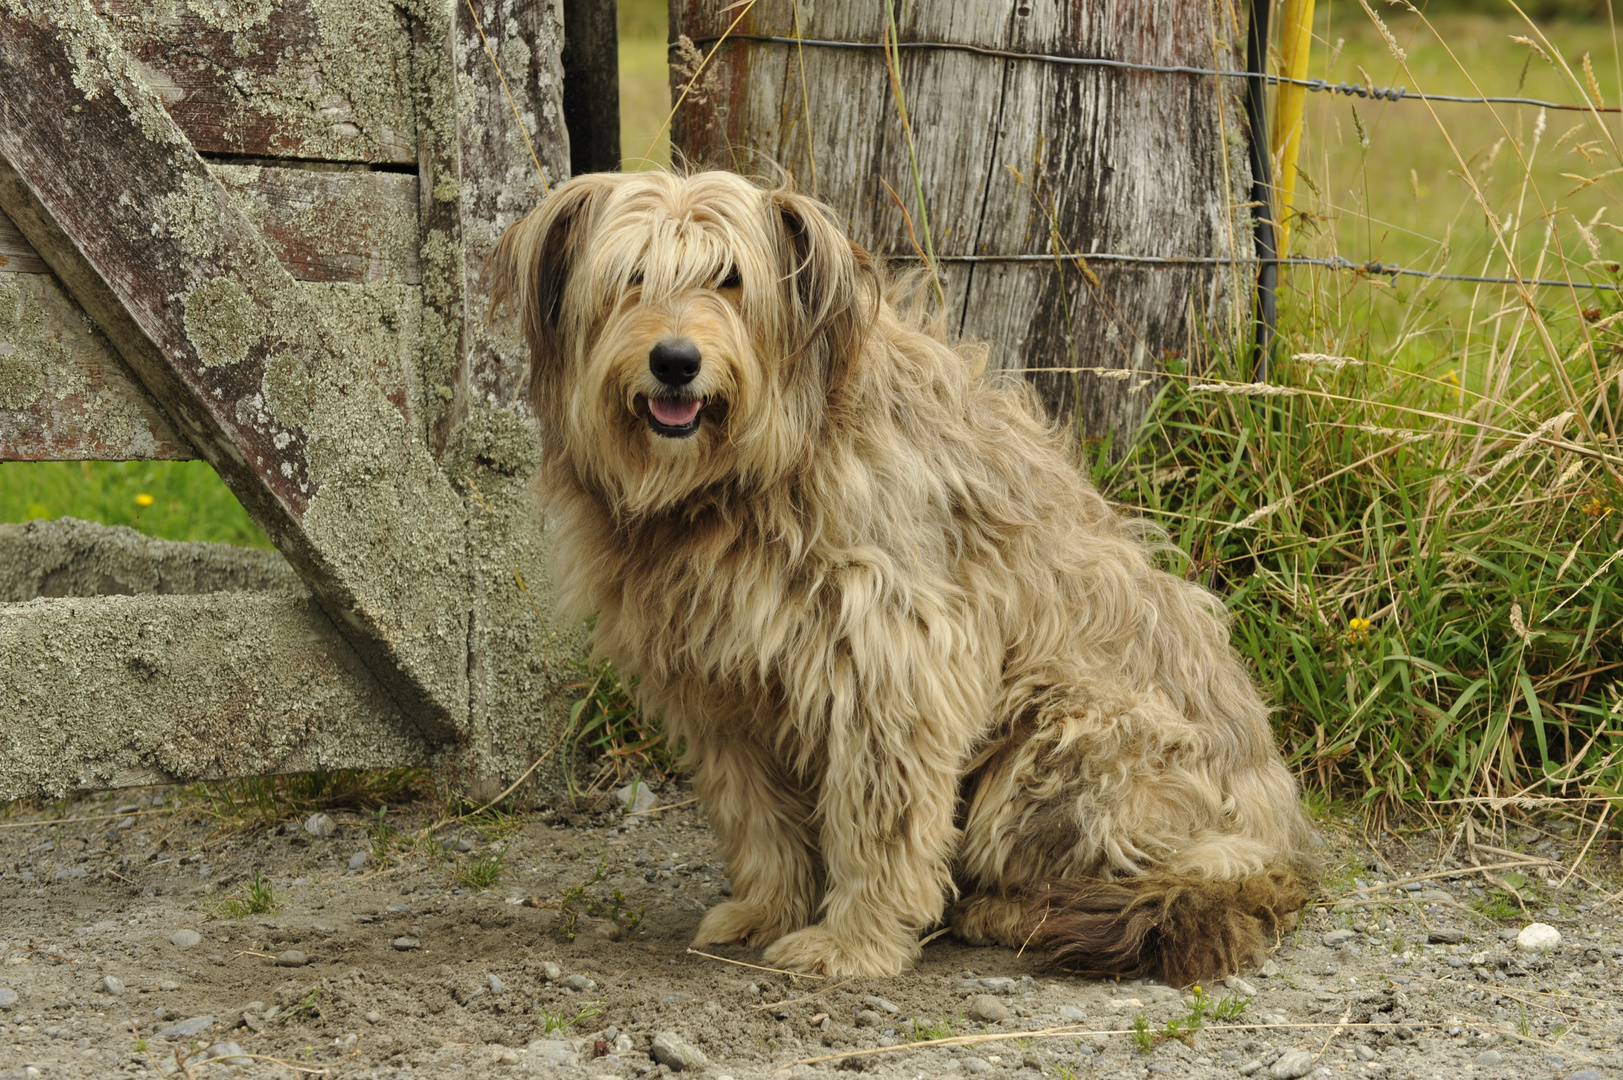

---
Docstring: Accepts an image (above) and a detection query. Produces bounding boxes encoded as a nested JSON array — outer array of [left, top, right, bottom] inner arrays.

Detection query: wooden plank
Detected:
[[0, 516, 301, 602], [0, 205, 45, 273], [0, 271, 195, 460], [671, 0, 1255, 445], [4, 166, 421, 285], [214, 165, 422, 285], [0, 3, 469, 740], [92, 0, 417, 164], [0, 591, 428, 800]]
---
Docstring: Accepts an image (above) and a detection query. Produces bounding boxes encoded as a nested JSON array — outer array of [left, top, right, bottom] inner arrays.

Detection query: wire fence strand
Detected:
[[686, 34, 1622, 113]]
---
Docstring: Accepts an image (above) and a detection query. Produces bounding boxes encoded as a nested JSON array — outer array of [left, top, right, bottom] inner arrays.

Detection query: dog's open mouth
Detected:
[[645, 395, 704, 438]]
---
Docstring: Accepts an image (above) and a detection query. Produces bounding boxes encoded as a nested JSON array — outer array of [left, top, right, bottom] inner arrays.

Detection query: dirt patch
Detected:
[[3, 786, 1622, 1080]]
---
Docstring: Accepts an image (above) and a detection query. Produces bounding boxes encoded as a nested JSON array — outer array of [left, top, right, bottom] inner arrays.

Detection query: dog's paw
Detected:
[[761, 925, 914, 977], [692, 901, 794, 949]]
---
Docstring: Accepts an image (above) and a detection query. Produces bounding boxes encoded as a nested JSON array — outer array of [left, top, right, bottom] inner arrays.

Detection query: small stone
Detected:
[[1322, 929, 1355, 947], [364, 1011, 383, 1025], [1470, 950, 1491, 965], [1057, 1005, 1085, 1022], [1237, 1061, 1265, 1076], [1569, 1071, 1604, 1080], [561, 974, 598, 992], [585, 918, 623, 942], [526, 1038, 580, 1066], [55, 867, 87, 880], [275, 950, 308, 967], [968, 995, 1009, 1023], [614, 1034, 634, 1054], [1104, 997, 1145, 1010], [1517, 923, 1561, 952], [169, 929, 202, 949], [651, 1032, 708, 1072], [855, 1009, 882, 1028], [487, 973, 505, 993], [1427, 928, 1467, 945], [1269, 1048, 1314, 1079], [347, 852, 369, 871], [493, 1045, 522, 1065], [0, 987, 20, 1009], [543, 962, 563, 981], [206, 1041, 248, 1064], [442, 836, 473, 853], [615, 782, 659, 815], [1473, 1050, 1502, 1065], [303, 813, 336, 838], [1354, 1045, 1375, 1061], [1257, 959, 1280, 977], [154, 1015, 216, 1039], [391, 937, 420, 951], [100, 975, 126, 996], [1224, 975, 1258, 996], [864, 995, 900, 1014], [386, 903, 413, 913]]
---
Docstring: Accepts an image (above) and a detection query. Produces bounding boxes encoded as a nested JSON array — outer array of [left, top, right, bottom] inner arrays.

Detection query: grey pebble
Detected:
[[855, 1009, 882, 1028], [0, 988, 18, 1009], [100, 975, 125, 995], [275, 950, 308, 967], [487, 973, 505, 993], [1224, 975, 1258, 996], [960, 1058, 996, 1076], [1354, 1045, 1375, 1061], [561, 974, 598, 992], [170, 929, 202, 948], [1257, 959, 1281, 977], [864, 995, 899, 1014], [54, 868, 87, 880], [1569, 1071, 1605, 1080], [364, 1011, 383, 1025], [1269, 1048, 1315, 1079], [651, 1031, 708, 1072], [347, 852, 369, 871], [303, 813, 336, 838], [1427, 928, 1467, 945], [543, 962, 562, 981], [1237, 1061, 1265, 1076], [968, 994, 1009, 1023], [1321, 929, 1355, 947], [1056, 1005, 1085, 1022], [1473, 1050, 1502, 1066], [154, 1015, 216, 1039], [391, 937, 420, 951]]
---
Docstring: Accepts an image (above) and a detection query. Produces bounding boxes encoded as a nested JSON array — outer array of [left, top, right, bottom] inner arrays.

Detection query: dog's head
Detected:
[[494, 171, 872, 515]]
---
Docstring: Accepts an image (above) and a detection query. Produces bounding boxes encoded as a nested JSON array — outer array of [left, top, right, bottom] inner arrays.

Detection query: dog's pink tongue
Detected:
[[649, 397, 701, 426]]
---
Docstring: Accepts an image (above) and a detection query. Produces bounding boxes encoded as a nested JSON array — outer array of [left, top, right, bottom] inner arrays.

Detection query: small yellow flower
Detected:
[[1345, 617, 1372, 645], [134, 493, 154, 507], [1581, 495, 1614, 518]]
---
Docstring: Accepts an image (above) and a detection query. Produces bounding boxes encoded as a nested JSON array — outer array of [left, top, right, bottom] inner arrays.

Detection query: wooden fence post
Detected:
[[669, 0, 1257, 449]]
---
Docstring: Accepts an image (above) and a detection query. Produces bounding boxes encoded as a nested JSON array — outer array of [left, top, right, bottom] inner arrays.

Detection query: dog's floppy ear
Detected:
[[771, 188, 874, 393], [493, 177, 606, 406]]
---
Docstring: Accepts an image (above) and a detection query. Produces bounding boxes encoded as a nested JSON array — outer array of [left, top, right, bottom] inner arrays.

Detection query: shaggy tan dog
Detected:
[[494, 171, 1316, 983]]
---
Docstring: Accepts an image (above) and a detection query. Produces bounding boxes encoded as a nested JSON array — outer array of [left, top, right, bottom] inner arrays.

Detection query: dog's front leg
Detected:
[[690, 734, 821, 949], [761, 711, 963, 977]]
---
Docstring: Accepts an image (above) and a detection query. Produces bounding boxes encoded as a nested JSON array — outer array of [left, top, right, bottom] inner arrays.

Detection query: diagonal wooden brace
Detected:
[[0, 1, 471, 741]]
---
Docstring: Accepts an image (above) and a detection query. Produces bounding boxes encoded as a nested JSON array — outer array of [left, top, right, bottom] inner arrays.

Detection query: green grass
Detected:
[[207, 869, 278, 919], [0, 460, 269, 547], [452, 847, 507, 890], [192, 770, 432, 835]]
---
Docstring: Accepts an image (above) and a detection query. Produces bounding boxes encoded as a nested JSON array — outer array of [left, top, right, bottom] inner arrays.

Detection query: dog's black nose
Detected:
[[649, 339, 702, 387]]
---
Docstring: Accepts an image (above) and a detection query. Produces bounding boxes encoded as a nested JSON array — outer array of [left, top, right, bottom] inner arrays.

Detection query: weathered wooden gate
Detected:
[[0, 0, 579, 803], [670, 0, 1257, 447]]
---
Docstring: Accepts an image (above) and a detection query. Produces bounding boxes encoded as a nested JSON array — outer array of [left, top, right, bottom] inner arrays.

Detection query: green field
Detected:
[[4, 2, 1620, 811]]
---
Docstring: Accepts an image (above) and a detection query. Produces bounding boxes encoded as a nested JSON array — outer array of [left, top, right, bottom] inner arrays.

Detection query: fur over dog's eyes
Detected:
[[627, 270, 645, 286], [716, 268, 741, 290]]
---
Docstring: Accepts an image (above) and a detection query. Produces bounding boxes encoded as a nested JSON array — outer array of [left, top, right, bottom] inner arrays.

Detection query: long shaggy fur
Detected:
[[493, 171, 1317, 984]]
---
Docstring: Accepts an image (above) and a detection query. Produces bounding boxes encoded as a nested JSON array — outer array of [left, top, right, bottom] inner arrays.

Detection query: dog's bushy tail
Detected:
[[1026, 864, 1313, 987]]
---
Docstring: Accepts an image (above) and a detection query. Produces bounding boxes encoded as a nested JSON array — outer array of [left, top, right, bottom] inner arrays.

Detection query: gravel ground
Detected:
[[2, 781, 1621, 1080]]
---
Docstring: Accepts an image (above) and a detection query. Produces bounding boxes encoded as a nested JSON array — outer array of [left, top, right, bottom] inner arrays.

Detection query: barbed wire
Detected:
[[892, 252, 1620, 292], [689, 34, 1622, 113]]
